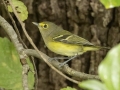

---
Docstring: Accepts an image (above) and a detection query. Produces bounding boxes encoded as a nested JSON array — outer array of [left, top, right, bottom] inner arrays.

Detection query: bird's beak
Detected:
[[32, 22, 39, 26]]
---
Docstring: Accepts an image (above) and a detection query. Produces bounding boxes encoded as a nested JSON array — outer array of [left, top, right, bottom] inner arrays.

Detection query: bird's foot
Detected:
[[58, 62, 68, 67], [48, 57, 70, 62]]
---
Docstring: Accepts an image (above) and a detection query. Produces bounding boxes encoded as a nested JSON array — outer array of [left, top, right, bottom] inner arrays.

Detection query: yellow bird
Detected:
[[33, 21, 109, 66]]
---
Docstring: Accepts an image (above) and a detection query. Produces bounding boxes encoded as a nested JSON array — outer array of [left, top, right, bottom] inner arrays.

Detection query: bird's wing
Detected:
[[53, 34, 94, 46]]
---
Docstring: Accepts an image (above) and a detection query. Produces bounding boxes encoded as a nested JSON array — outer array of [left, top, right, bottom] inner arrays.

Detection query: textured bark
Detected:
[[0, 0, 120, 90]]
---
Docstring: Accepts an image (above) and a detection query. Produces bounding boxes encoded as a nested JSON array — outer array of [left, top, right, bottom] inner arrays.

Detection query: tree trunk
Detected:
[[0, 0, 120, 90]]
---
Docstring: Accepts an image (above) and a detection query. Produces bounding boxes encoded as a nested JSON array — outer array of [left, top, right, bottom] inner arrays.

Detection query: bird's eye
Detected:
[[43, 24, 48, 29]]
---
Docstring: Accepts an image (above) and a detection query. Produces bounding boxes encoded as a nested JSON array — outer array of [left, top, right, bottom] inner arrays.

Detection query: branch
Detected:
[[1, 0, 38, 89], [24, 49, 100, 80], [0, 15, 29, 90]]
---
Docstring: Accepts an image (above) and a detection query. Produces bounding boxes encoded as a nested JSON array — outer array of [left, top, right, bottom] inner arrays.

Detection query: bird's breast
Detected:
[[46, 41, 83, 56]]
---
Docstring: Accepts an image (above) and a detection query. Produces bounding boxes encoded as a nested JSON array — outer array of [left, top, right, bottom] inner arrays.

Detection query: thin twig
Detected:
[[2, 0, 27, 49], [8, 0, 79, 86]]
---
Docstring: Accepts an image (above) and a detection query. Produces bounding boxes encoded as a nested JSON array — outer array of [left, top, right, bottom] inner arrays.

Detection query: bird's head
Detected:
[[32, 21, 58, 36]]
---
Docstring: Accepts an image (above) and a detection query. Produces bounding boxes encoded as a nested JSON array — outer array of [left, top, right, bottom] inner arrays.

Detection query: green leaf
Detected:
[[98, 44, 120, 90], [78, 80, 107, 90], [60, 86, 77, 90], [100, 0, 120, 8], [7, 0, 28, 21], [0, 37, 34, 90]]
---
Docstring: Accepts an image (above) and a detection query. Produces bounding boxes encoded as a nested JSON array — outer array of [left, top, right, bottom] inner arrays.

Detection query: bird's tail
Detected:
[[83, 45, 110, 52], [99, 46, 110, 49]]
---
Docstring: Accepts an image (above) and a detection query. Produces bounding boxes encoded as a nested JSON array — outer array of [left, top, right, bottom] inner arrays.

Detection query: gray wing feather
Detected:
[[53, 34, 94, 46]]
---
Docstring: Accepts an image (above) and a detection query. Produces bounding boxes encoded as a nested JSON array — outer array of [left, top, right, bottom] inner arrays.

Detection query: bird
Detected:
[[32, 21, 109, 66]]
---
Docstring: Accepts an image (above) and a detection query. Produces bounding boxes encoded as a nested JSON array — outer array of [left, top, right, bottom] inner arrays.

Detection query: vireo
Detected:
[[32, 21, 109, 66]]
